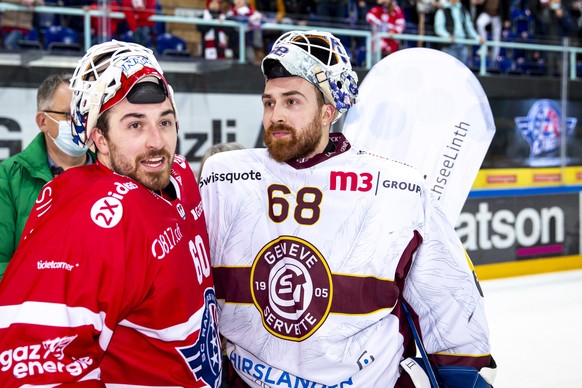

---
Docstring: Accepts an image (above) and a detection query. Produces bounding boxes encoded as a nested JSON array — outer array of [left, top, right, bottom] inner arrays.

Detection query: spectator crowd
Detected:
[[1, 0, 581, 75]]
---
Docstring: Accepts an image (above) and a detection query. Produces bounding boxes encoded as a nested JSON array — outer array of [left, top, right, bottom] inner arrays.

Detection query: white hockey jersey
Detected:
[[199, 133, 492, 387]]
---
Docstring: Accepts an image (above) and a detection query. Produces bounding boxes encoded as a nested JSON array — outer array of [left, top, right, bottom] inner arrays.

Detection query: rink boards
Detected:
[[1, 85, 582, 280], [464, 167, 582, 279]]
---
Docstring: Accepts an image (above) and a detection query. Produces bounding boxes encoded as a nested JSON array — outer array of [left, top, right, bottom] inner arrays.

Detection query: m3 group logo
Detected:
[[251, 236, 333, 341], [329, 170, 422, 196], [515, 99, 577, 157]]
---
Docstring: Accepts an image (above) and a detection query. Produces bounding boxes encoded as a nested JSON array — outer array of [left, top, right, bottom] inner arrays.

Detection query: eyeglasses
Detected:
[[43, 110, 72, 121]]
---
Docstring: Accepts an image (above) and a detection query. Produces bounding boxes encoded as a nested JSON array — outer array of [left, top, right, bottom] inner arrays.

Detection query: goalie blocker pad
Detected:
[[400, 357, 496, 388]]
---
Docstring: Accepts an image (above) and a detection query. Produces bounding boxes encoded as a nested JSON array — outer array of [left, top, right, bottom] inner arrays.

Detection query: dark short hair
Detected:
[[95, 109, 111, 140]]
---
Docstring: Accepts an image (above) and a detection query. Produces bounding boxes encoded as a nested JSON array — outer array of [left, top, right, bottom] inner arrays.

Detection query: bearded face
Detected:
[[94, 98, 178, 192], [108, 142, 173, 191], [263, 109, 323, 162], [262, 76, 332, 163]]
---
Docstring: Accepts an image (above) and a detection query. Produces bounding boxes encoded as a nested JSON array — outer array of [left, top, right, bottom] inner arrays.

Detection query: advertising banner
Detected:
[[482, 99, 582, 169], [0, 88, 264, 173], [2, 86, 582, 269], [457, 192, 581, 265]]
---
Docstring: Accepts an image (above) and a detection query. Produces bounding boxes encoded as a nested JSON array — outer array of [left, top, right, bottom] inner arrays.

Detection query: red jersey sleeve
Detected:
[[0, 158, 220, 387]]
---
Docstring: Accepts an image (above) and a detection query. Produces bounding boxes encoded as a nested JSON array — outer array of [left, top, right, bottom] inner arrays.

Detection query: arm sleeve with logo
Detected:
[[0, 169, 157, 387]]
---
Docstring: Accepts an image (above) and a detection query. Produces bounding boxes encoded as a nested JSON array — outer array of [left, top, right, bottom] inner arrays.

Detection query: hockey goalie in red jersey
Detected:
[[0, 41, 221, 387], [199, 30, 496, 387]]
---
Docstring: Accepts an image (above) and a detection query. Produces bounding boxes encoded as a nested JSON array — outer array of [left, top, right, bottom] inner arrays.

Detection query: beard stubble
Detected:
[[263, 114, 323, 162], [108, 143, 173, 191]]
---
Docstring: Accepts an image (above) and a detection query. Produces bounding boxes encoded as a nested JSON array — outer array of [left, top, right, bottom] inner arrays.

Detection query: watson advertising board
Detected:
[[457, 192, 581, 265]]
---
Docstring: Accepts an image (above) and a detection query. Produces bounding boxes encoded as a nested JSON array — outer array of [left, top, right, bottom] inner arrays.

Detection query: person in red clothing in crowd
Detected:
[[89, 0, 123, 44], [226, 0, 265, 63], [121, 0, 156, 47], [200, 0, 230, 59], [0, 40, 221, 387], [366, 0, 406, 57]]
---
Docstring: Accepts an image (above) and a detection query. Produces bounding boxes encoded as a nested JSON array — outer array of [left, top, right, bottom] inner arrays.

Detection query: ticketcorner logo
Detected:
[[37, 260, 78, 272]]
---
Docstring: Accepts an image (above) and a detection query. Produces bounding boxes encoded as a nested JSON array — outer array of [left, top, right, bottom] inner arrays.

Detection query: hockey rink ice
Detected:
[[481, 268, 582, 387]]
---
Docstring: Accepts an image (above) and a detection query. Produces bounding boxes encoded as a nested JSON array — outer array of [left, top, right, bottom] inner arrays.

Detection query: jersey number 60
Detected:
[[189, 235, 211, 284]]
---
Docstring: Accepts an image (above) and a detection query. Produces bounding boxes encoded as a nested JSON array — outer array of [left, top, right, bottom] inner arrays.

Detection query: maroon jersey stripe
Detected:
[[214, 267, 399, 314]]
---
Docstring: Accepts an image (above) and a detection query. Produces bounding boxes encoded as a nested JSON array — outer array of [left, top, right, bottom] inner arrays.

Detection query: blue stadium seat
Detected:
[[472, 56, 503, 75], [155, 33, 190, 58], [154, 0, 166, 37], [35, 0, 61, 30], [403, 23, 419, 48], [118, 30, 135, 44], [43, 26, 81, 53], [511, 9, 534, 35], [18, 28, 42, 50], [515, 57, 545, 76], [352, 45, 367, 67], [496, 56, 518, 74], [118, 30, 153, 49]]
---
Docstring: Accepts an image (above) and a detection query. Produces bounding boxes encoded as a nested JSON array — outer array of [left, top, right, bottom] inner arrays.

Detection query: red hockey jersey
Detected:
[[366, 4, 406, 55], [0, 156, 221, 387]]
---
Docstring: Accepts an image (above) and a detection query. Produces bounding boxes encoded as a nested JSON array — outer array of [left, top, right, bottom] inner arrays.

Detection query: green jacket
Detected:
[[0, 133, 54, 280]]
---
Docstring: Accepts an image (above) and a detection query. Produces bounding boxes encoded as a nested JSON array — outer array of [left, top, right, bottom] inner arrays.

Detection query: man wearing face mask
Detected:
[[0, 73, 93, 280]]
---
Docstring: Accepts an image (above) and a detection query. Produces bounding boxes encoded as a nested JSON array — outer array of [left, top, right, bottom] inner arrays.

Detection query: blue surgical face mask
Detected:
[[44, 113, 89, 157]]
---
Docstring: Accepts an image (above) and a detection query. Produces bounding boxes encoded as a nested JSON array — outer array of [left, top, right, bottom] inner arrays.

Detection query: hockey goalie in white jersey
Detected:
[[199, 30, 496, 387]]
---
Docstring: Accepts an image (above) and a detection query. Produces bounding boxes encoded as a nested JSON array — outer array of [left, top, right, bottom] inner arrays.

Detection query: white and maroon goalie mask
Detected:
[[261, 30, 359, 123]]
